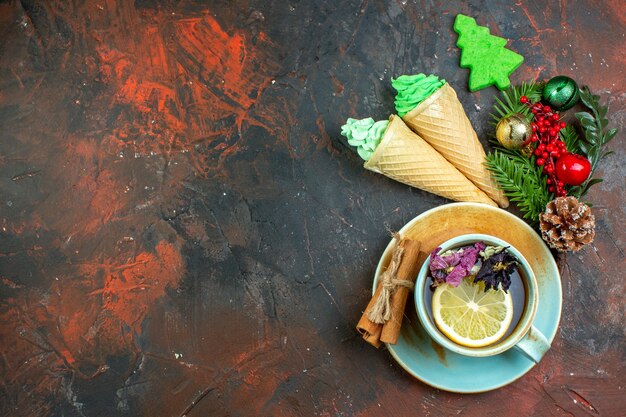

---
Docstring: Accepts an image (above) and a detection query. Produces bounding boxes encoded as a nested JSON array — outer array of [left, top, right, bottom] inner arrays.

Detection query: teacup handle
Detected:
[[514, 325, 551, 363]]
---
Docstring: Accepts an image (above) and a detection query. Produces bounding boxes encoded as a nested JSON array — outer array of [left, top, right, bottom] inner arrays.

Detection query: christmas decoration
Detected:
[[525, 100, 569, 197], [495, 114, 532, 150], [559, 124, 582, 155], [539, 197, 595, 252], [542, 76, 580, 111], [568, 87, 619, 198], [485, 81, 618, 251], [555, 153, 591, 186], [490, 80, 542, 121], [454, 14, 524, 91], [485, 150, 550, 223]]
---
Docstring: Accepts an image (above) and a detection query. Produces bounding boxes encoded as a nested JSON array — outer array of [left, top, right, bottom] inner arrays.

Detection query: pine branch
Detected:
[[485, 151, 551, 225], [560, 124, 581, 154], [489, 81, 543, 126]]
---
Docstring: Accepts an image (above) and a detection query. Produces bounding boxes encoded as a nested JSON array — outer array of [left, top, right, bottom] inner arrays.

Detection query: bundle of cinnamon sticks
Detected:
[[356, 237, 422, 347]]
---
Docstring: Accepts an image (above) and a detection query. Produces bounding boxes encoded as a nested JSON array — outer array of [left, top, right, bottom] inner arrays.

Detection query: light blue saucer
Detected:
[[372, 203, 562, 393]]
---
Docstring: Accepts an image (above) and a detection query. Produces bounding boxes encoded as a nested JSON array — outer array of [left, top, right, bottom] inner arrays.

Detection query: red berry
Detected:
[[537, 158, 545, 166], [551, 151, 560, 158], [557, 181, 564, 187], [546, 166, 554, 174], [559, 122, 566, 129], [555, 153, 592, 186], [546, 145, 554, 152], [534, 149, 542, 156], [549, 129, 557, 137], [547, 178, 553, 185], [539, 127, 547, 133], [532, 124, 537, 132], [542, 152, 549, 159], [537, 143, 546, 151], [520, 96, 528, 103], [543, 105, 551, 113], [549, 186, 555, 193]]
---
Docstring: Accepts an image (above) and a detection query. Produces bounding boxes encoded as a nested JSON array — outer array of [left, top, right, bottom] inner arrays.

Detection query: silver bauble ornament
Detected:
[[496, 114, 532, 150]]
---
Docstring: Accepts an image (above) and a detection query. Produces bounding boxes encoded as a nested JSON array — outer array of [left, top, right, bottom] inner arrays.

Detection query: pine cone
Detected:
[[539, 197, 595, 252]]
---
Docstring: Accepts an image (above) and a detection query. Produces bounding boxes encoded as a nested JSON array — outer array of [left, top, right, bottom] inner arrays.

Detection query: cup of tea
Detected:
[[414, 233, 550, 363]]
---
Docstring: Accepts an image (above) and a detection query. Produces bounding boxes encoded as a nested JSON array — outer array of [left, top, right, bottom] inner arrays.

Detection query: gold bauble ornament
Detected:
[[495, 114, 532, 150]]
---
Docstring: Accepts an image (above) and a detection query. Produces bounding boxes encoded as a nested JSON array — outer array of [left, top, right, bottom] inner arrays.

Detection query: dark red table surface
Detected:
[[1, 1, 624, 416]]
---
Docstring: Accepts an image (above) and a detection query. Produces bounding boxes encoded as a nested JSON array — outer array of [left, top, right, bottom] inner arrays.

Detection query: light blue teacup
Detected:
[[414, 234, 550, 363]]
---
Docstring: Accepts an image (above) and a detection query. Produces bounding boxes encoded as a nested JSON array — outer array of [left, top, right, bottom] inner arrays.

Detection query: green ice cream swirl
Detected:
[[392, 74, 446, 117], [340, 117, 389, 161]]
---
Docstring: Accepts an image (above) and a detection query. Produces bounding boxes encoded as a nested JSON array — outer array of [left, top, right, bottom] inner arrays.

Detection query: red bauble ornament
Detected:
[[555, 153, 591, 185]]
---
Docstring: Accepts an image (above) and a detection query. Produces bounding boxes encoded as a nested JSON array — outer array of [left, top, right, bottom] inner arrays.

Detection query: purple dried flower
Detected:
[[429, 247, 448, 270], [429, 242, 486, 287], [445, 266, 466, 286]]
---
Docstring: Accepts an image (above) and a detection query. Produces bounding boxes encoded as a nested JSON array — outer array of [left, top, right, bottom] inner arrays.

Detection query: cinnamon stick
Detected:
[[356, 238, 423, 347], [380, 239, 422, 344], [356, 281, 384, 348]]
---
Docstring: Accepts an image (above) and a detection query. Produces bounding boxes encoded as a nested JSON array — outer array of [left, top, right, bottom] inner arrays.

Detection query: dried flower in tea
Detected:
[[429, 242, 486, 287], [473, 249, 519, 292]]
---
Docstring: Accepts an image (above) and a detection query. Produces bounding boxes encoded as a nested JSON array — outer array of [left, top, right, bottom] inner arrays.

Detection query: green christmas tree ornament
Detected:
[[542, 76, 580, 111], [454, 14, 524, 92]]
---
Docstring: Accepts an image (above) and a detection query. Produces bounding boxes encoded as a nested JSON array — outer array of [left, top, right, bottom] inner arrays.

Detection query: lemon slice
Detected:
[[432, 277, 513, 347]]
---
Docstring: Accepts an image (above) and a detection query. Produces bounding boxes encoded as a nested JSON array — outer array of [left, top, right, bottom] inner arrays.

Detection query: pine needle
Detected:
[[489, 81, 543, 126], [485, 151, 551, 225], [560, 124, 581, 154]]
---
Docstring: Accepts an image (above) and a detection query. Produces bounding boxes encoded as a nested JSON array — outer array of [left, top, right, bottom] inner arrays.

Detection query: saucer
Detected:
[[372, 202, 562, 393]]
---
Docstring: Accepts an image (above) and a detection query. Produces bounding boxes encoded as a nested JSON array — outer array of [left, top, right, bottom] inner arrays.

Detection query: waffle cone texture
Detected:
[[364, 115, 497, 206], [401, 83, 509, 208]]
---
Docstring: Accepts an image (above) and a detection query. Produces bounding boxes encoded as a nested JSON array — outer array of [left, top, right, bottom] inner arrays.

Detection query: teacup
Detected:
[[414, 233, 550, 363]]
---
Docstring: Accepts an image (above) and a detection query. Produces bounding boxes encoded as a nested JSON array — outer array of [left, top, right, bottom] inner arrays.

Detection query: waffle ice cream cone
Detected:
[[401, 83, 509, 208], [364, 115, 497, 206]]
